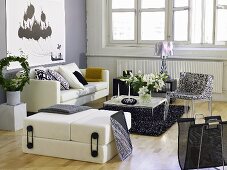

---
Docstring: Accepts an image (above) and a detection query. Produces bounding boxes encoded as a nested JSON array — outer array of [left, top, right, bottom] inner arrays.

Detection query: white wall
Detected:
[[86, 0, 227, 101]]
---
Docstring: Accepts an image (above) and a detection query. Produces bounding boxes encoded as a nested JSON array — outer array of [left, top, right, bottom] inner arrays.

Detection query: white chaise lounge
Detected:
[[22, 109, 131, 163]]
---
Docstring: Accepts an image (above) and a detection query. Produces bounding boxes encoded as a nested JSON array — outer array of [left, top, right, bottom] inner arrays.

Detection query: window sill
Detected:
[[105, 43, 227, 49]]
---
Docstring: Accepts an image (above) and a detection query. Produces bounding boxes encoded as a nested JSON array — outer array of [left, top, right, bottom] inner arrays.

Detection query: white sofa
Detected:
[[21, 64, 109, 112]]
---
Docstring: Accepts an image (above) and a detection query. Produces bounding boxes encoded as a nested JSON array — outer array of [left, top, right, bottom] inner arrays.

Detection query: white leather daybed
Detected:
[[22, 109, 131, 163]]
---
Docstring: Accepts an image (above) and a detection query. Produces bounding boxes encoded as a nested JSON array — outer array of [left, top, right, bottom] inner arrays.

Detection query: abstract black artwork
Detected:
[[7, 0, 65, 69], [18, 3, 52, 41]]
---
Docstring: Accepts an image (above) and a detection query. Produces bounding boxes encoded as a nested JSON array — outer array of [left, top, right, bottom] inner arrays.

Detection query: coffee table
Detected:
[[103, 95, 167, 120], [103, 95, 168, 120], [103, 96, 168, 135]]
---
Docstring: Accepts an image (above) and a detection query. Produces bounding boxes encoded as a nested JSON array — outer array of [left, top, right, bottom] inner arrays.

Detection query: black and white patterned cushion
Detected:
[[35, 69, 52, 80], [47, 69, 70, 90], [110, 111, 132, 161]]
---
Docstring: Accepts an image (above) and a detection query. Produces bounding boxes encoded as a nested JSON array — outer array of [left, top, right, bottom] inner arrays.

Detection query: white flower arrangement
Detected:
[[121, 71, 168, 94]]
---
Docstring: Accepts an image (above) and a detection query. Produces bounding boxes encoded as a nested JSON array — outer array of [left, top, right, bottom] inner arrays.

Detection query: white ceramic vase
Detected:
[[6, 91, 21, 106]]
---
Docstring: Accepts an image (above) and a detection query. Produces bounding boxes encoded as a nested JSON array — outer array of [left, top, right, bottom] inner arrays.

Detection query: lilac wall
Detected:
[[65, 0, 87, 67]]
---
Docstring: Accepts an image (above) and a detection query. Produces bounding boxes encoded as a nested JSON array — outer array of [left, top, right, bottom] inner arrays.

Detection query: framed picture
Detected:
[[6, 0, 65, 69]]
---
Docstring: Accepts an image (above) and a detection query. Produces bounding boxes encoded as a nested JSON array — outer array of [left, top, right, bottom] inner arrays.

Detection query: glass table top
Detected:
[[104, 95, 167, 109]]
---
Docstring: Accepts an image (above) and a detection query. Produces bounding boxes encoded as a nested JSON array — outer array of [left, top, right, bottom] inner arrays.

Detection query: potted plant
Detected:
[[0, 55, 30, 105]]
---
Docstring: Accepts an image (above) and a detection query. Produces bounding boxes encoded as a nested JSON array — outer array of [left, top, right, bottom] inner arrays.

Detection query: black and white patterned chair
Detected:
[[166, 72, 214, 117]]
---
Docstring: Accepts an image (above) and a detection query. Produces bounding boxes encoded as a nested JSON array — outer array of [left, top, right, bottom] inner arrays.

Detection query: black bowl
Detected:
[[121, 98, 137, 105]]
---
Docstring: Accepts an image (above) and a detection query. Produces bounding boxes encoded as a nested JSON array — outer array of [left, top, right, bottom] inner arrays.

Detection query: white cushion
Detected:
[[23, 111, 94, 141], [60, 89, 80, 102], [78, 85, 96, 97], [61, 63, 82, 74], [58, 66, 84, 89], [71, 110, 131, 145], [88, 82, 108, 91], [29, 66, 45, 79], [60, 86, 96, 102]]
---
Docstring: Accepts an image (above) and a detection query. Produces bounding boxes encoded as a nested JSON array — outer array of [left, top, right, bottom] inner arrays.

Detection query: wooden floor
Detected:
[[1, 99, 227, 170]]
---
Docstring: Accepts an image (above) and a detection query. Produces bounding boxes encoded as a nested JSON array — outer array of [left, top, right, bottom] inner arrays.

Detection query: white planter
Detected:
[[6, 91, 21, 106], [0, 103, 26, 131]]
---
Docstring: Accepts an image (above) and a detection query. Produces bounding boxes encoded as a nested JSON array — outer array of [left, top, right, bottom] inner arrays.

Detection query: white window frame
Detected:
[[107, 0, 227, 47], [108, 0, 138, 44], [137, 0, 168, 44], [171, 0, 190, 44]]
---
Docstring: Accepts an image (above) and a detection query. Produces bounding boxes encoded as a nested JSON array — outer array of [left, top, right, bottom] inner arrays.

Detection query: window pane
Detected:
[[112, 0, 134, 9], [218, 0, 227, 5], [204, 0, 214, 43], [191, 0, 213, 43], [141, 12, 165, 40], [174, 10, 188, 41], [112, 12, 135, 40], [141, 0, 165, 9], [174, 0, 188, 7], [217, 9, 227, 41], [191, 0, 202, 43]]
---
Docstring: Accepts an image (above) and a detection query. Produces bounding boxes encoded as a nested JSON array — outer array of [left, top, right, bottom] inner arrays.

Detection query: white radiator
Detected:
[[117, 59, 223, 93]]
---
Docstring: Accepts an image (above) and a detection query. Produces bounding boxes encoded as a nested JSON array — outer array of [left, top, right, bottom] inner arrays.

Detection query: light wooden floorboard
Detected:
[[1, 99, 227, 170]]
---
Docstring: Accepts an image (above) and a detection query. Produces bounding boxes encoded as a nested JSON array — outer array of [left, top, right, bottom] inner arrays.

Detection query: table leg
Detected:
[[164, 100, 169, 121]]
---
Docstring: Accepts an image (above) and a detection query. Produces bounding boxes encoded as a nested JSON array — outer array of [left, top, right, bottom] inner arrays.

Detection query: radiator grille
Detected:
[[117, 59, 223, 93]]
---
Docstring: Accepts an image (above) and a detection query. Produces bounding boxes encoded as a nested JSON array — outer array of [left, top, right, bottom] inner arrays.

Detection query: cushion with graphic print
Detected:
[[34, 69, 52, 80], [110, 110, 133, 161], [47, 69, 70, 90]]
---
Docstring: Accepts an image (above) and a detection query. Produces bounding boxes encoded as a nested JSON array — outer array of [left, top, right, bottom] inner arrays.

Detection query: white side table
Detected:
[[0, 103, 27, 131]]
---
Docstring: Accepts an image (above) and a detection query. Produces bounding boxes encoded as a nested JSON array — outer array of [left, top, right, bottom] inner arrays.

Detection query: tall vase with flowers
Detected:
[[121, 71, 168, 103]]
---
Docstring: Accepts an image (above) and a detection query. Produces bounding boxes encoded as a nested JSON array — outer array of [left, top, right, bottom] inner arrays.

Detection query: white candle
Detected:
[[128, 84, 131, 97], [117, 83, 120, 97]]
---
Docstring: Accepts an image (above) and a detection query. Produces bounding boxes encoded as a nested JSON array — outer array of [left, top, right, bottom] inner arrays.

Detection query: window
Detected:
[[216, 0, 227, 42], [110, 0, 136, 42], [108, 0, 227, 46], [173, 0, 189, 41], [140, 0, 166, 41]]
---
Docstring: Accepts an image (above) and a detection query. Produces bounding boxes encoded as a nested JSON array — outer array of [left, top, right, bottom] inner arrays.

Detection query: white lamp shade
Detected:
[[155, 41, 173, 57]]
